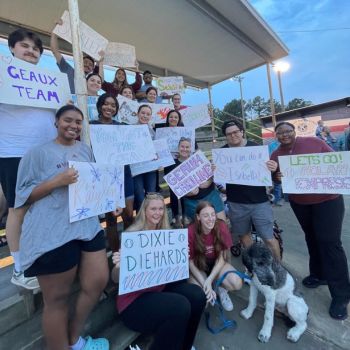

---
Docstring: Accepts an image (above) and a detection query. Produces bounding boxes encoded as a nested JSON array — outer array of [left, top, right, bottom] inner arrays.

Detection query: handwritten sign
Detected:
[[155, 76, 184, 95], [130, 139, 174, 176], [72, 94, 98, 121], [182, 104, 211, 129], [145, 103, 173, 124], [164, 151, 212, 198], [119, 229, 189, 295], [116, 95, 139, 124], [0, 55, 71, 109], [68, 161, 124, 223], [278, 151, 350, 194], [104, 42, 136, 68], [155, 127, 196, 153], [90, 124, 156, 165], [212, 146, 272, 186], [53, 10, 108, 61]]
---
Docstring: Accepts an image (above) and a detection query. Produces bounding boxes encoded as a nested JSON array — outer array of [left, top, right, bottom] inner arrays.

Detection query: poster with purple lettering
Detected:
[[119, 229, 189, 295], [278, 151, 350, 194], [90, 124, 156, 165], [181, 104, 211, 129], [0, 55, 71, 109], [130, 139, 174, 177], [155, 76, 184, 95], [68, 161, 124, 223], [116, 95, 139, 124], [145, 103, 173, 124], [164, 151, 213, 198], [212, 146, 272, 186], [155, 127, 195, 153], [53, 10, 108, 61]]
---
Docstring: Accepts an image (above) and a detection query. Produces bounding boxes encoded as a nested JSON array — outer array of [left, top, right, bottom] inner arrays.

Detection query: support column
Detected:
[[266, 63, 276, 127], [207, 83, 215, 143]]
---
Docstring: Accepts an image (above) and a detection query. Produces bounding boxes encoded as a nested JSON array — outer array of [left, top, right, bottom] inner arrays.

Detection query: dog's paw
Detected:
[[258, 329, 271, 343], [287, 328, 301, 342], [240, 308, 253, 319]]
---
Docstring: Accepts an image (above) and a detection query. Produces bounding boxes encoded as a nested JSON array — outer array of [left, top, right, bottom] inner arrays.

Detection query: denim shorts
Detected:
[[227, 201, 274, 240]]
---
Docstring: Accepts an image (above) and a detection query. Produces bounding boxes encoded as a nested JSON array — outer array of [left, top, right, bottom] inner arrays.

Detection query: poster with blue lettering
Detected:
[[119, 229, 189, 295], [163, 151, 213, 198], [130, 139, 175, 177], [278, 151, 350, 194], [0, 55, 71, 109], [72, 95, 99, 121], [155, 127, 196, 154], [181, 104, 211, 129], [68, 161, 125, 223], [90, 124, 156, 165], [212, 146, 272, 186]]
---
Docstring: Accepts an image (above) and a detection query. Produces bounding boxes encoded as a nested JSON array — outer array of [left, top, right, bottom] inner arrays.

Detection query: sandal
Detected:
[[82, 336, 109, 350], [0, 235, 8, 247]]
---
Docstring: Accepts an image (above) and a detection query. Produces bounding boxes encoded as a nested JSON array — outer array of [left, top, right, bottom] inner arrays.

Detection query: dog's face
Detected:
[[243, 243, 275, 287]]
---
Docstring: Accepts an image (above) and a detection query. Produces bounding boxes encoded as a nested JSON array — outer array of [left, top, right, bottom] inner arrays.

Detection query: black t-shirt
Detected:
[[221, 140, 269, 204]]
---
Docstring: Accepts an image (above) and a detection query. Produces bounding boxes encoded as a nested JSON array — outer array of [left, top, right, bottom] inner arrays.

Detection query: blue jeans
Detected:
[[273, 182, 282, 203], [133, 171, 157, 211]]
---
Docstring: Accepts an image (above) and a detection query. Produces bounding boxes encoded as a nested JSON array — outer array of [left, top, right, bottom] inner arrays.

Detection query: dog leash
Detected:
[[205, 270, 252, 334]]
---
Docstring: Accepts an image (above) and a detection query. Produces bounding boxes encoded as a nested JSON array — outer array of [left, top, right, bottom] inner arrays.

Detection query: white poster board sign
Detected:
[[116, 95, 139, 124], [155, 76, 184, 95], [68, 161, 124, 223], [130, 139, 174, 176], [104, 42, 136, 68], [0, 55, 71, 109], [90, 125, 156, 165], [53, 10, 108, 61], [155, 127, 196, 153], [164, 151, 212, 198], [119, 229, 189, 295], [212, 146, 272, 186], [72, 94, 98, 121], [146, 103, 173, 124], [279, 151, 350, 194], [182, 104, 211, 129]]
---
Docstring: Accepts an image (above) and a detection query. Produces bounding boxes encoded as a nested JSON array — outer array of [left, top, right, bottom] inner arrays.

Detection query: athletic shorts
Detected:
[[24, 230, 105, 277], [227, 201, 274, 240], [0, 157, 21, 208]]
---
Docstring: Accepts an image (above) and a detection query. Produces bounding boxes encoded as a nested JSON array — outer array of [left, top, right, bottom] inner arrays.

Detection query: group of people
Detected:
[[1, 27, 350, 350], [315, 119, 350, 151]]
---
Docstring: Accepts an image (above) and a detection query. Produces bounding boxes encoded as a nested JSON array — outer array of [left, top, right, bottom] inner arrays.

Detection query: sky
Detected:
[[1, 0, 349, 111], [182, 0, 350, 110]]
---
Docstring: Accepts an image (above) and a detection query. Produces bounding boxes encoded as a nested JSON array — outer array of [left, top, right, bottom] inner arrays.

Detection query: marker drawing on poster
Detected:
[[104, 42, 136, 68], [212, 146, 272, 186], [278, 151, 350, 194], [53, 10, 108, 60], [145, 103, 173, 124], [90, 124, 156, 165], [119, 229, 189, 295], [116, 95, 139, 124], [68, 161, 125, 223], [130, 139, 174, 176], [182, 104, 211, 129], [155, 76, 184, 95], [164, 151, 213, 198], [0, 55, 71, 109], [155, 127, 196, 153]]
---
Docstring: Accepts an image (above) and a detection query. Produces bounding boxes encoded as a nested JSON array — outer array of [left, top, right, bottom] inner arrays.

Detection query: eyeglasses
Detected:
[[276, 130, 294, 136], [226, 130, 242, 137]]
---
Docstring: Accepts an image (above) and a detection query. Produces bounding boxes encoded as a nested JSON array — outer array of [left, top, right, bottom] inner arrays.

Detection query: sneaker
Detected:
[[217, 286, 233, 311], [82, 336, 109, 350], [302, 275, 327, 289], [329, 299, 348, 320], [11, 270, 40, 290]]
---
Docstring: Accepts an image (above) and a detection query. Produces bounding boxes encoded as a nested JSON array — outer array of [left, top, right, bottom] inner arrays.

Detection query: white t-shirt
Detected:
[[0, 104, 57, 157]]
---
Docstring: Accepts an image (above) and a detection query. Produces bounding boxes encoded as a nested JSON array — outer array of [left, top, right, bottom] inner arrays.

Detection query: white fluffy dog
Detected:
[[241, 243, 308, 343]]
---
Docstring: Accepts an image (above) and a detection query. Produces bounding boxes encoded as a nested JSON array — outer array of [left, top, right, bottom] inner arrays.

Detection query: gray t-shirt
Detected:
[[15, 140, 102, 271]]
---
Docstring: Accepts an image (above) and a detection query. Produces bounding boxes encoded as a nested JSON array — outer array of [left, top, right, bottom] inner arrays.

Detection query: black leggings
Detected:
[[290, 196, 350, 302], [120, 282, 206, 350]]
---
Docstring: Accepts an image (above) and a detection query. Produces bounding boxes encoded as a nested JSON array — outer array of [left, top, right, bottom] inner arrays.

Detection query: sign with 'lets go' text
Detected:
[[0, 55, 71, 109], [68, 161, 125, 223], [278, 151, 350, 194], [119, 229, 189, 295], [212, 146, 272, 186]]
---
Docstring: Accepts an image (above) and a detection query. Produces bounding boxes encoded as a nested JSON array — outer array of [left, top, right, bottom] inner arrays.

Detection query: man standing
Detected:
[[135, 70, 162, 103], [221, 120, 281, 259]]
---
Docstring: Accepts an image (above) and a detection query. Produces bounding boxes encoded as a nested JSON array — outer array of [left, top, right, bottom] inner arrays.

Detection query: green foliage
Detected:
[[286, 98, 312, 111]]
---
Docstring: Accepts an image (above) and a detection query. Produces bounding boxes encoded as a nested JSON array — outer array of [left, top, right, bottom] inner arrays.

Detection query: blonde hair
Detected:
[[127, 193, 170, 232]]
